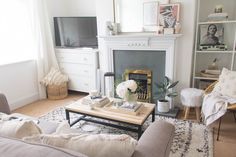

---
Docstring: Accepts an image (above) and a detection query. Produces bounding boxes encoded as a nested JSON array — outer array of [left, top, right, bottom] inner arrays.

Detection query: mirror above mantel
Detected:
[[114, 0, 170, 32]]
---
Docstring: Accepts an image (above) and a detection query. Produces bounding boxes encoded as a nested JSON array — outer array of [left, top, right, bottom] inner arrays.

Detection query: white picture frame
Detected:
[[143, 1, 158, 26]]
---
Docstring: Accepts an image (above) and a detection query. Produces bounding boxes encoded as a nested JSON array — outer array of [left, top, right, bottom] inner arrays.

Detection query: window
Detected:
[[0, 0, 35, 65]]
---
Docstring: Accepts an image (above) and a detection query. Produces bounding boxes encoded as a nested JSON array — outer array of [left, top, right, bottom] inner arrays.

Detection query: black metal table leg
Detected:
[[152, 109, 155, 122], [233, 111, 236, 122], [217, 117, 222, 141], [65, 109, 70, 124], [138, 125, 142, 139]]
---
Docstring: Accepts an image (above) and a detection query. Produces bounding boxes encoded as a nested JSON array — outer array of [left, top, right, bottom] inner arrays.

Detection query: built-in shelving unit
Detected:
[[192, 0, 236, 89]]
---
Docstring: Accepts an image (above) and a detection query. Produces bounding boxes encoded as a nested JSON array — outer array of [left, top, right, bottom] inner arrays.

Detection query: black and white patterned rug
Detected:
[[39, 107, 213, 157]]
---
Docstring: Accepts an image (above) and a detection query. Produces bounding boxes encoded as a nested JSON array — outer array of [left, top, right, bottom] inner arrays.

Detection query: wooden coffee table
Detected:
[[65, 98, 155, 139]]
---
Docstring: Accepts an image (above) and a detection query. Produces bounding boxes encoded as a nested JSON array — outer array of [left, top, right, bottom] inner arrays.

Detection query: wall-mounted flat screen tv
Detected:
[[54, 17, 98, 48]]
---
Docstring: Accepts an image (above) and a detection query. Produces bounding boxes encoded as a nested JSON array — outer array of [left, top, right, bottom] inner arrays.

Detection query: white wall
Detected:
[[0, 61, 39, 110]]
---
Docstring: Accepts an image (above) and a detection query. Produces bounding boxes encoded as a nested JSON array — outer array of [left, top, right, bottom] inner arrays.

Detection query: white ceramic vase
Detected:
[[157, 100, 170, 113]]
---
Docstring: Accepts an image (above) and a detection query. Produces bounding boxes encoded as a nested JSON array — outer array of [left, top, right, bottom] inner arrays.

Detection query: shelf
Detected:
[[198, 20, 236, 25], [196, 50, 234, 53], [194, 76, 218, 81]]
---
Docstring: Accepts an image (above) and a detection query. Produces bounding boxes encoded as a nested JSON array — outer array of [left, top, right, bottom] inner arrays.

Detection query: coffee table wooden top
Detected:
[[65, 98, 155, 125]]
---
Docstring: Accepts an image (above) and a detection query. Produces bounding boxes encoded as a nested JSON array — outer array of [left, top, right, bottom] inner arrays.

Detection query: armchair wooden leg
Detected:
[[217, 117, 222, 141]]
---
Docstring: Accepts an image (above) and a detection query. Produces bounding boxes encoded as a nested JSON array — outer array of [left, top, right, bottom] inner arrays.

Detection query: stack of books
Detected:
[[118, 102, 142, 112], [200, 69, 221, 78], [208, 13, 228, 21], [81, 95, 110, 107]]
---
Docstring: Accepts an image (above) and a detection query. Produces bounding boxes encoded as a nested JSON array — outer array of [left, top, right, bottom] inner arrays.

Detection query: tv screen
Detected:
[[54, 17, 98, 48]]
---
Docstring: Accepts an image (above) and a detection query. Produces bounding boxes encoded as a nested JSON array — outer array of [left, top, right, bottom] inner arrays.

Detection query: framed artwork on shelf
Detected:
[[199, 24, 224, 46], [158, 3, 180, 28]]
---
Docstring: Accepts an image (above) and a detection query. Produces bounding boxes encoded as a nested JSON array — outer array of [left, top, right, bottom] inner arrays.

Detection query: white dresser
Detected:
[[55, 48, 99, 93]]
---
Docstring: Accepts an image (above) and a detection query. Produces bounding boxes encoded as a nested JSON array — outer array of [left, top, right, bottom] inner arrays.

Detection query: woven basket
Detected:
[[46, 82, 68, 100]]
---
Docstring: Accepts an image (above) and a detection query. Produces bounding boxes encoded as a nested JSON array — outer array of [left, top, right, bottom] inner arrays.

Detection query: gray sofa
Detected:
[[0, 93, 175, 157]]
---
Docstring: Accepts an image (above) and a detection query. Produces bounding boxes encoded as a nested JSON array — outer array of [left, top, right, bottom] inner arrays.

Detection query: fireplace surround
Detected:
[[100, 33, 182, 102]]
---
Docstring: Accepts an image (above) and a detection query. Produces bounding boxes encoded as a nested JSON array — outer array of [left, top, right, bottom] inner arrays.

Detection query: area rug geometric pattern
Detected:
[[39, 107, 213, 157]]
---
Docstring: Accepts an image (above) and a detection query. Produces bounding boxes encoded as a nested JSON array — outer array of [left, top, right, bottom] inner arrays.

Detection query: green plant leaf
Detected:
[[167, 92, 178, 98], [163, 76, 170, 87], [167, 81, 179, 89]]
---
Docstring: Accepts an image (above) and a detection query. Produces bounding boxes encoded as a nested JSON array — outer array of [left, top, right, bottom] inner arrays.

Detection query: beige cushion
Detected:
[[24, 133, 138, 157], [213, 68, 236, 98], [0, 135, 87, 157], [0, 115, 42, 139]]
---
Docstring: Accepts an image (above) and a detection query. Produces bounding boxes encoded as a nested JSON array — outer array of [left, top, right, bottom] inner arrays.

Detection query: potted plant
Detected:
[[155, 76, 179, 113]]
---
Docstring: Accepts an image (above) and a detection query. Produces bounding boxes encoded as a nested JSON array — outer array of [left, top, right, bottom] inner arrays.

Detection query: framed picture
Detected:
[[199, 24, 224, 46], [158, 3, 180, 28], [143, 1, 158, 26]]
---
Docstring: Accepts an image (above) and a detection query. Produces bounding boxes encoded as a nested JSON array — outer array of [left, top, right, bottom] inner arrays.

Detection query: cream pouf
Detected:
[[180, 88, 204, 121]]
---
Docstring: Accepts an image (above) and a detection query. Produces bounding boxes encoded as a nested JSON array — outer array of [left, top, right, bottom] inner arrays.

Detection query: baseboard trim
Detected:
[[10, 93, 39, 110]]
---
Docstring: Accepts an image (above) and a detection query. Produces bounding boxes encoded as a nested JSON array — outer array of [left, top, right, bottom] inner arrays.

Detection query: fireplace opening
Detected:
[[124, 69, 152, 102], [113, 50, 166, 103]]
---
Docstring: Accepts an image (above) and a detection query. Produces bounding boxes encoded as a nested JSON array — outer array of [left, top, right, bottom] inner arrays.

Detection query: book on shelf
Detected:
[[81, 95, 110, 107], [207, 13, 228, 21], [205, 69, 221, 75]]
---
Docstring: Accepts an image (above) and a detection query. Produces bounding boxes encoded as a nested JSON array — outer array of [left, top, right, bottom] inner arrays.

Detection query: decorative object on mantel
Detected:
[[156, 25, 164, 34], [174, 22, 181, 34], [164, 28, 174, 34], [158, 4, 180, 28], [106, 21, 119, 35], [155, 76, 179, 113], [143, 1, 158, 26]]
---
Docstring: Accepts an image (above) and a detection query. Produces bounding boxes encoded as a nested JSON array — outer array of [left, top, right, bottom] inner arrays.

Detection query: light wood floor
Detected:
[[14, 92, 236, 157]]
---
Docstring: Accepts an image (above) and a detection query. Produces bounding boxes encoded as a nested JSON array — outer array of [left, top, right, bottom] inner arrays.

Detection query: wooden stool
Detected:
[[181, 88, 204, 122]]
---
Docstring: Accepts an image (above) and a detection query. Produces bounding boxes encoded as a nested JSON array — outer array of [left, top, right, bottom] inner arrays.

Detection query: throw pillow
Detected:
[[0, 118, 42, 139], [213, 68, 236, 98], [24, 133, 138, 157]]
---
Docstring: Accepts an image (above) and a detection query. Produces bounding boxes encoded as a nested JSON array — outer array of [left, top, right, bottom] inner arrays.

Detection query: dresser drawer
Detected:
[[56, 52, 95, 65], [59, 63, 94, 76], [68, 75, 96, 92]]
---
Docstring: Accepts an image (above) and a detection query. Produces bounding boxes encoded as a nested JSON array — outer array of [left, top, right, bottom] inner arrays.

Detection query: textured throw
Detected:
[[40, 107, 213, 157]]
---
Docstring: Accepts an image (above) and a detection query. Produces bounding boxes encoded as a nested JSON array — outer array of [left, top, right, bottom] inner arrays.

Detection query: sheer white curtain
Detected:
[[27, 0, 59, 99]]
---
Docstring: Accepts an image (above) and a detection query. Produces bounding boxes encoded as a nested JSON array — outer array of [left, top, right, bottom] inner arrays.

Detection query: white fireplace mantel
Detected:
[[99, 33, 182, 95]]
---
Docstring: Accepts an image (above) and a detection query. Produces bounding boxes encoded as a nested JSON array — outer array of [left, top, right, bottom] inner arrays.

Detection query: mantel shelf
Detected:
[[99, 33, 183, 40]]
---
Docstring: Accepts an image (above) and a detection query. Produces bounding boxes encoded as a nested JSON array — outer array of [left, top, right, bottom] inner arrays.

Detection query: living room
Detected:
[[0, 0, 236, 157]]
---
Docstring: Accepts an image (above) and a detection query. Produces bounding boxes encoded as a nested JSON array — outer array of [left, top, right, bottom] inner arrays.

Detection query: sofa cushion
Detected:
[[0, 135, 87, 157], [24, 133, 138, 157], [0, 115, 42, 139], [213, 68, 236, 98]]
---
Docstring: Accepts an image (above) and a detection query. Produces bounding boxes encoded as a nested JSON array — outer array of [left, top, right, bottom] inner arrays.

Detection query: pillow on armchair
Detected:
[[213, 68, 236, 98]]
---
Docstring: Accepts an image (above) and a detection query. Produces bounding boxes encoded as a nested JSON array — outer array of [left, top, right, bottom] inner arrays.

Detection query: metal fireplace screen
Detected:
[[124, 69, 152, 102]]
